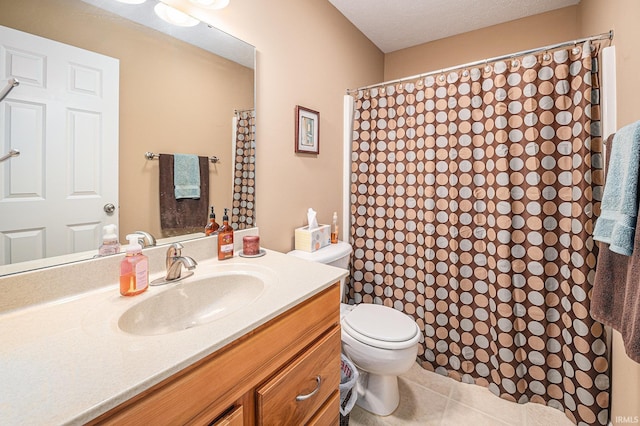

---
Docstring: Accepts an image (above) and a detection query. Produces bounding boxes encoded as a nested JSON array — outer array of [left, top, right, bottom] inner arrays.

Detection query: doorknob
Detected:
[[104, 203, 116, 214]]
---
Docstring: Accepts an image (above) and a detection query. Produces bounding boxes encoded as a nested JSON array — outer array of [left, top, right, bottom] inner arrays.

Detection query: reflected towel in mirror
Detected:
[[174, 153, 201, 199], [159, 154, 209, 232]]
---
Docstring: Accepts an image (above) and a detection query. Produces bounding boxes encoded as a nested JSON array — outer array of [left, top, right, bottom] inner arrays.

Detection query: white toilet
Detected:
[[288, 241, 420, 416]]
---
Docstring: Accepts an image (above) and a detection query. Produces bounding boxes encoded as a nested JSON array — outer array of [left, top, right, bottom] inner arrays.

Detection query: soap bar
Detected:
[[243, 235, 260, 255]]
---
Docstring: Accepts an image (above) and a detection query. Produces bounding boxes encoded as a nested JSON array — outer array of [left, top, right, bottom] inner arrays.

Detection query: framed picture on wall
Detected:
[[295, 105, 320, 154]]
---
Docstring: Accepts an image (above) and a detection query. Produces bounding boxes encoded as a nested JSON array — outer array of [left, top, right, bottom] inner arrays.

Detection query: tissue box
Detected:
[[295, 224, 331, 252]]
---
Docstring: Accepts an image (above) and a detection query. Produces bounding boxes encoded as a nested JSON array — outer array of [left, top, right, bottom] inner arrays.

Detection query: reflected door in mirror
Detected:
[[0, 25, 119, 265]]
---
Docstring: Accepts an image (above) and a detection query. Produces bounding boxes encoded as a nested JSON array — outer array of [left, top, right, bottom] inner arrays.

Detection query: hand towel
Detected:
[[173, 153, 201, 199], [592, 133, 640, 363], [593, 121, 640, 255], [159, 154, 209, 233]]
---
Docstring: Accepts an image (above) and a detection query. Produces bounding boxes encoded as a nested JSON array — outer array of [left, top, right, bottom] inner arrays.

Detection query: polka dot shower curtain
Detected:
[[232, 109, 255, 229], [349, 42, 610, 425]]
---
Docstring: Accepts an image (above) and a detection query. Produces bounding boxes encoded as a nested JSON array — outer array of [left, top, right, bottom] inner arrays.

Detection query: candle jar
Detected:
[[242, 235, 260, 256]]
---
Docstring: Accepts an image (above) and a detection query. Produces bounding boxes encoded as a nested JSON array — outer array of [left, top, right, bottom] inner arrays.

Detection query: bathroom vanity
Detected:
[[90, 285, 341, 425], [0, 231, 346, 425]]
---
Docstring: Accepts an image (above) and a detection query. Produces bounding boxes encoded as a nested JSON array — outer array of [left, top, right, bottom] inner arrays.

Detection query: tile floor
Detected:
[[347, 362, 575, 426]]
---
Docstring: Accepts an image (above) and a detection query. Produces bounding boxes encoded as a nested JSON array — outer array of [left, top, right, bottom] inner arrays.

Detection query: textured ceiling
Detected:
[[328, 0, 580, 53]]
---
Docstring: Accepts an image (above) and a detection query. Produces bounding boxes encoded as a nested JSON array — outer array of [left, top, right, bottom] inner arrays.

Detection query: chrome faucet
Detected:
[[165, 242, 197, 281], [133, 230, 156, 248]]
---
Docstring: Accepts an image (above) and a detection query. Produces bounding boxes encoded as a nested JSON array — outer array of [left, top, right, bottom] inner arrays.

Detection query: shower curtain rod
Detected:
[[346, 30, 613, 94]]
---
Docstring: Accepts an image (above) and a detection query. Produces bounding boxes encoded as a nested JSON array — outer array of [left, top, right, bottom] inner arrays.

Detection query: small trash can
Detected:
[[339, 354, 359, 425]]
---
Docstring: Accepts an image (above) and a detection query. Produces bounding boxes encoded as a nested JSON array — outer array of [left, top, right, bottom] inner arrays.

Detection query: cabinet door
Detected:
[[256, 327, 341, 425], [307, 390, 340, 425], [211, 406, 243, 426]]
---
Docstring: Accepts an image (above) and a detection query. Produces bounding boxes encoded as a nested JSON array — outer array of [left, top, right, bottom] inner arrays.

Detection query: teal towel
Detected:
[[594, 121, 640, 255], [173, 154, 201, 199]]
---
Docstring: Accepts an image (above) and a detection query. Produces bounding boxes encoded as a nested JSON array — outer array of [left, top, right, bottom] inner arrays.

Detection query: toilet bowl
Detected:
[[288, 242, 420, 416]]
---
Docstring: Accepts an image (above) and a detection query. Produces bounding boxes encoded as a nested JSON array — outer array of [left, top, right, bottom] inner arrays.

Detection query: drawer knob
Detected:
[[295, 376, 322, 402]]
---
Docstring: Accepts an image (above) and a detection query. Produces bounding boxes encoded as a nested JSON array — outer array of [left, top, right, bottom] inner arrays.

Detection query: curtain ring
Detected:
[[570, 40, 581, 55]]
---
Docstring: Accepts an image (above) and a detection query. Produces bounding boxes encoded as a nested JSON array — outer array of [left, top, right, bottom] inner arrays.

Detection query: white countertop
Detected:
[[0, 248, 346, 425]]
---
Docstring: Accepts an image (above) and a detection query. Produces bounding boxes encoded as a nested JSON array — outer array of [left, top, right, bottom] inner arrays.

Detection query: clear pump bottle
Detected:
[[120, 234, 149, 296], [98, 224, 120, 256]]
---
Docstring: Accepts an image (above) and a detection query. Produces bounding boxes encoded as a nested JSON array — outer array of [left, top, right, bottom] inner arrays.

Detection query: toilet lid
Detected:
[[343, 304, 418, 343]]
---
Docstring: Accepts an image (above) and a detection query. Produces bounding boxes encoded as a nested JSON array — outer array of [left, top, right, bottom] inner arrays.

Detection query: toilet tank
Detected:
[[287, 241, 352, 269], [287, 241, 353, 298]]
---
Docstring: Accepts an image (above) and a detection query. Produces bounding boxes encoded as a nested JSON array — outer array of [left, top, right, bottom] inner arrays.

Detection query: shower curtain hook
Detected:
[[572, 40, 581, 55]]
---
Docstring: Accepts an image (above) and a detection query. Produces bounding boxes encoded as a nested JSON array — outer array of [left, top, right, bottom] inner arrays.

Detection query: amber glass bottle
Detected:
[[331, 211, 339, 244], [217, 208, 234, 260], [205, 206, 220, 236]]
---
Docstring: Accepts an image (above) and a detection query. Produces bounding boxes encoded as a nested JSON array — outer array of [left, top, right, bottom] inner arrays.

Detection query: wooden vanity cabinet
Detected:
[[89, 283, 341, 426]]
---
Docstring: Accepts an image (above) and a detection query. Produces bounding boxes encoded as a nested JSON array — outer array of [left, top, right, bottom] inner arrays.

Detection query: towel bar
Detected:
[[144, 151, 220, 164]]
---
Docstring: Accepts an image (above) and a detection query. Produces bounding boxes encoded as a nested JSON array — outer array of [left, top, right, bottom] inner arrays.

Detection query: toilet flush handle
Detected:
[[295, 376, 322, 401]]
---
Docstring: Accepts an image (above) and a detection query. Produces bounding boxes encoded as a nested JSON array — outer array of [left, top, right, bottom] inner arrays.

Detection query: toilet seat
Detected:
[[342, 304, 420, 350]]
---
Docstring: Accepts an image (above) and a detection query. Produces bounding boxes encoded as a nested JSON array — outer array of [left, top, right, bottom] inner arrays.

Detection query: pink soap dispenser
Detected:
[[120, 234, 149, 296]]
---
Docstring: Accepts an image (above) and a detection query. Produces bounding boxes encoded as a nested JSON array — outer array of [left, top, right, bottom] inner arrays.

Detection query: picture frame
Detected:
[[295, 105, 320, 154]]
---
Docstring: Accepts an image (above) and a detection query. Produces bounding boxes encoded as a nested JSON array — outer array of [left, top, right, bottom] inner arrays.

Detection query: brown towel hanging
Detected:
[[159, 154, 209, 233], [592, 133, 640, 363]]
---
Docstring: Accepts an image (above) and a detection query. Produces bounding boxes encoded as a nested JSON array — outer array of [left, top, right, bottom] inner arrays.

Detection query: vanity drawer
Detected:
[[256, 326, 341, 425]]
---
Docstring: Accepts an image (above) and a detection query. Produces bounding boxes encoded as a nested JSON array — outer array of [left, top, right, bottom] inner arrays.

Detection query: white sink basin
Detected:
[[118, 270, 267, 336]]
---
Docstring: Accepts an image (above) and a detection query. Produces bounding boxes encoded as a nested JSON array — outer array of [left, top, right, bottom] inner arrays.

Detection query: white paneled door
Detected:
[[0, 25, 119, 265]]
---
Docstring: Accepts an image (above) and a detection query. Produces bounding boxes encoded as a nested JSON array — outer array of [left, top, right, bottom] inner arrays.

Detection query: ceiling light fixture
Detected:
[[188, 0, 229, 9], [154, 2, 200, 27]]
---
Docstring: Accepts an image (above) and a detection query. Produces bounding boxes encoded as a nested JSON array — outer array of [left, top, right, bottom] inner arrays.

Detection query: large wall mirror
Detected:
[[0, 0, 256, 276]]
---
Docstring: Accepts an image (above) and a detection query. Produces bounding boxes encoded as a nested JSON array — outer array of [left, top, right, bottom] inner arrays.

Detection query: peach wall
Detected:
[[579, 1, 640, 423], [174, 0, 384, 252], [383, 6, 580, 81]]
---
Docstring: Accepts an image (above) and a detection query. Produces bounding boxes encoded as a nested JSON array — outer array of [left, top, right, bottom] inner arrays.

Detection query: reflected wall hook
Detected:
[[0, 78, 19, 103], [0, 149, 20, 163]]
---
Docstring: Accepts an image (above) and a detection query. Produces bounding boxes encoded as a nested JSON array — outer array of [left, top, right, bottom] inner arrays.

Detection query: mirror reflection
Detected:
[[0, 0, 256, 276]]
